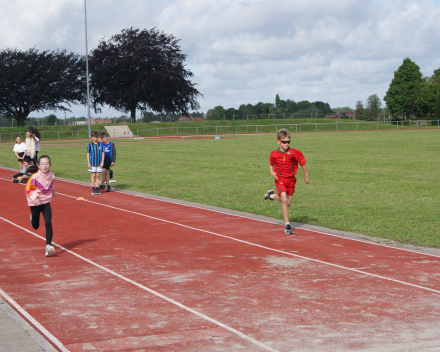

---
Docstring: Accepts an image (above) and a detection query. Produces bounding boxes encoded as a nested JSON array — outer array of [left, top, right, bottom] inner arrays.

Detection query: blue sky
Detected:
[[1, 0, 439, 119]]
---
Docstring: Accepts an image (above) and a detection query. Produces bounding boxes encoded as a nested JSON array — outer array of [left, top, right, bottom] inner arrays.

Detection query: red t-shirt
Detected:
[[270, 148, 306, 178]]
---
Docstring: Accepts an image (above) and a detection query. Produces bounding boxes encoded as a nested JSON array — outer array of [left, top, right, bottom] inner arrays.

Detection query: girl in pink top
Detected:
[[25, 155, 57, 257]]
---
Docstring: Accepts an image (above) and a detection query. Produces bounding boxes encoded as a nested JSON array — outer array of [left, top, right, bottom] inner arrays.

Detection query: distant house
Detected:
[[178, 115, 204, 122], [325, 111, 356, 120], [93, 117, 113, 124], [68, 117, 116, 125]]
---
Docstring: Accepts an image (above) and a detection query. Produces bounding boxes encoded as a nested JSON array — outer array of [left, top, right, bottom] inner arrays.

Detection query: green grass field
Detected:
[[1, 129, 439, 248]]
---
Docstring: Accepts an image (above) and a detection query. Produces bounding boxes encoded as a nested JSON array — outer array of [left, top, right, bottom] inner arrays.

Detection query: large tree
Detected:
[[89, 27, 201, 123], [0, 48, 86, 126], [417, 68, 440, 116], [384, 58, 423, 118]]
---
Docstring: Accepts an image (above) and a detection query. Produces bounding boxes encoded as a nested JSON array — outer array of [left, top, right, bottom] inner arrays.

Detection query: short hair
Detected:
[[22, 159, 29, 164], [99, 132, 107, 138], [277, 128, 290, 140], [91, 130, 99, 137]]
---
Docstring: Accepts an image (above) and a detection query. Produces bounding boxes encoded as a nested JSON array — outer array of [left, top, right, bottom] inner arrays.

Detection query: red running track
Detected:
[[1, 167, 440, 352]]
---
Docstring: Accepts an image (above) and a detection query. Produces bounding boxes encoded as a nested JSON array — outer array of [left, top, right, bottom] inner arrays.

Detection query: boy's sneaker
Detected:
[[284, 224, 293, 235], [13, 179, 19, 183], [264, 189, 274, 201], [109, 169, 113, 179], [100, 185, 106, 191], [91, 187, 96, 195], [106, 185, 111, 192], [45, 245, 55, 257], [95, 187, 101, 195]]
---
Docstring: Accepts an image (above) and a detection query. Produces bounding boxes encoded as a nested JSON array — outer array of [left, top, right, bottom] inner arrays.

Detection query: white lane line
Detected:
[[53, 193, 440, 295], [2, 176, 440, 294], [0, 288, 70, 352], [1, 173, 440, 260], [0, 217, 279, 352]]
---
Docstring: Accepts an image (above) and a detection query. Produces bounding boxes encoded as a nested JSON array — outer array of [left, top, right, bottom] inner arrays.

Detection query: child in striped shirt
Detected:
[[25, 155, 57, 257], [87, 130, 104, 195]]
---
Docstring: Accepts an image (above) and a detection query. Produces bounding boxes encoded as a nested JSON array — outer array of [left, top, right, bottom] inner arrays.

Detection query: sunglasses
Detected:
[[279, 140, 290, 144]]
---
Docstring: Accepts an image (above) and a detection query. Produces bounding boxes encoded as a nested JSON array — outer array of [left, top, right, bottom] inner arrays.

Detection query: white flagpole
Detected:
[[84, 0, 91, 138]]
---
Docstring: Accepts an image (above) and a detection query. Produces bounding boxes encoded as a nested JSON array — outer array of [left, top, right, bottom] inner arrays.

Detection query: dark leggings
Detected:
[[30, 203, 53, 245]]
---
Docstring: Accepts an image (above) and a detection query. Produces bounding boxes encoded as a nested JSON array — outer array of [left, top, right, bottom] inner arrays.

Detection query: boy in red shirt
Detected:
[[264, 128, 309, 234]]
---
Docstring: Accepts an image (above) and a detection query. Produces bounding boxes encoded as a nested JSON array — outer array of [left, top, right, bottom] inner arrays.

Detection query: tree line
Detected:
[[206, 95, 333, 120], [0, 27, 201, 127]]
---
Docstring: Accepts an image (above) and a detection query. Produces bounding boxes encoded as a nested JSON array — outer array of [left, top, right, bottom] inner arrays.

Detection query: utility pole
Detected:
[[84, 0, 91, 138]]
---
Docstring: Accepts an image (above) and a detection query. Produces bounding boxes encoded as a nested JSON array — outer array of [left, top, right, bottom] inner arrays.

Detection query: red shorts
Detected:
[[275, 177, 297, 196]]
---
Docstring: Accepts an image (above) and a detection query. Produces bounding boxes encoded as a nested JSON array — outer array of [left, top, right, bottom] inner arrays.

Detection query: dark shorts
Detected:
[[17, 152, 25, 161], [275, 177, 297, 196], [103, 158, 112, 170]]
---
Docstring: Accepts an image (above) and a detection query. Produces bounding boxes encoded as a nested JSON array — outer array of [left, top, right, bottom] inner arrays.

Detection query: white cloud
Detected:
[[1, 0, 439, 117]]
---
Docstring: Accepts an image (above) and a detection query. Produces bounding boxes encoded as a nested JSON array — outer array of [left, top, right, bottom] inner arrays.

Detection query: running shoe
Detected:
[[264, 189, 274, 201], [284, 224, 293, 235], [106, 185, 111, 192], [13, 179, 19, 183], [91, 187, 96, 195], [100, 185, 106, 191], [109, 169, 113, 179], [19, 179, 27, 183], [95, 187, 101, 195], [45, 245, 55, 257]]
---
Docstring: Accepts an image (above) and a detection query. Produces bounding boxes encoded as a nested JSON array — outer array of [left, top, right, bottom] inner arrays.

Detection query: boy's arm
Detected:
[[87, 152, 91, 169], [111, 144, 116, 165], [269, 164, 278, 180], [100, 151, 105, 168], [301, 164, 309, 183]]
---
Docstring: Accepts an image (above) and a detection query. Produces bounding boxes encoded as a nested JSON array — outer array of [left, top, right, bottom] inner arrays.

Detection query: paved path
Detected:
[[0, 298, 56, 352]]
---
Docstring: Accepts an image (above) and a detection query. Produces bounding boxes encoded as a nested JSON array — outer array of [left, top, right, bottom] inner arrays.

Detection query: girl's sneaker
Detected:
[[45, 245, 55, 257]]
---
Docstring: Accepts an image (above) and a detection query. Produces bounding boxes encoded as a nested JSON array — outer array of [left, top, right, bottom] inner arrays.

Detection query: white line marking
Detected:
[[2, 174, 440, 294], [1, 172, 440, 260], [55, 194, 440, 295], [0, 288, 70, 352], [0, 217, 279, 352]]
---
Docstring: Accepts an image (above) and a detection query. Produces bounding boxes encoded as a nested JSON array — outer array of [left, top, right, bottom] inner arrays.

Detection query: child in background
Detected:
[[25, 155, 57, 257], [12, 159, 30, 183], [99, 132, 116, 192], [264, 128, 309, 235], [26, 127, 41, 165], [25, 130, 36, 165], [13, 136, 27, 170], [87, 130, 104, 195]]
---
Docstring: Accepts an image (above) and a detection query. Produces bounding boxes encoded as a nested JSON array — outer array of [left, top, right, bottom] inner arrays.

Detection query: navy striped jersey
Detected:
[[87, 142, 103, 167]]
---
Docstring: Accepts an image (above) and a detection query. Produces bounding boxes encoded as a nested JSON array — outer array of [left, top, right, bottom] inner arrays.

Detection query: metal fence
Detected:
[[1, 120, 439, 142], [135, 120, 440, 137]]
